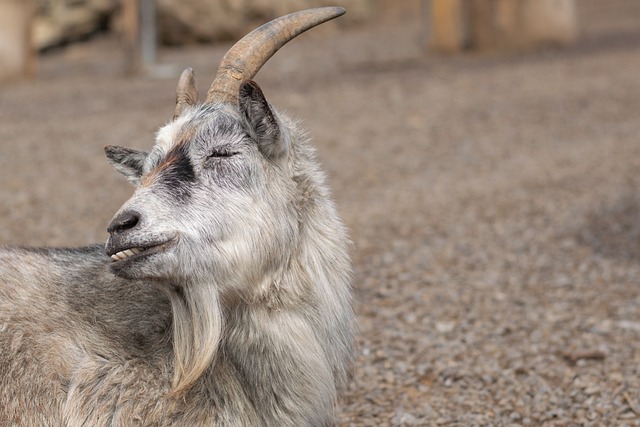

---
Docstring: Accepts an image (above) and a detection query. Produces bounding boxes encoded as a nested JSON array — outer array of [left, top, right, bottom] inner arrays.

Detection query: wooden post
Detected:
[[429, 0, 577, 53], [494, 0, 519, 37], [122, 0, 157, 75], [468, 0, 494, 50], [430, 0, 467, 53], [122, 0, 141, 74], [0, 0, 37, 81], [520, 0, 577, 47], [140, 0, 157, 66]]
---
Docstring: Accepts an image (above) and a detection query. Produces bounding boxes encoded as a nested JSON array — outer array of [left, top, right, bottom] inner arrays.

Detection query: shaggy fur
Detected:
[[0, 71, 354, 425]]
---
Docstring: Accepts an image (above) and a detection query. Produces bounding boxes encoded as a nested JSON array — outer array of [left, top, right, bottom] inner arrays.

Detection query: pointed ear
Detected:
[[104, 145, 148, 185], [238, 80, 284, 159], [174, 68, 198, 119]]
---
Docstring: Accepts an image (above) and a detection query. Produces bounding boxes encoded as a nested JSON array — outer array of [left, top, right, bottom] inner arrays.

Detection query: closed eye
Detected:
[[208, 150, 238, 158]]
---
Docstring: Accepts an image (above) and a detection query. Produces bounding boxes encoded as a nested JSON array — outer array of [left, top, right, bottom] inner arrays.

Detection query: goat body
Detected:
[[0, 8, 354, 426]]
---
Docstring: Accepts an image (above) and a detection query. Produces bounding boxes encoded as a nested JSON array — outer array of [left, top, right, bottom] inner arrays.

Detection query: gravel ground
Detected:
[[2, 2, 640, 426]]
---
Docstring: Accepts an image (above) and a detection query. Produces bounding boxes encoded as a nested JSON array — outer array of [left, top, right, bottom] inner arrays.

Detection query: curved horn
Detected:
[[174, 68, 198, 119], [206, 7, 345, 104]]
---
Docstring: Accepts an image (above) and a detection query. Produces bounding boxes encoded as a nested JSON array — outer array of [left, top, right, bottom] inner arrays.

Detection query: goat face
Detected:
[[105, 80, 298, 291]]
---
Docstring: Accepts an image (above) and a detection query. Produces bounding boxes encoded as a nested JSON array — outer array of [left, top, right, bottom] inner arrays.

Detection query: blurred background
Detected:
[[2, 0, 640, 425], [0, 0, 615, 80]]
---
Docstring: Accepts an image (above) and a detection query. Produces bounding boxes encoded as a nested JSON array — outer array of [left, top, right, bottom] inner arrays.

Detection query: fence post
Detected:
[[429, 0, 577, 53], [0, 0, 37, 82], [430, 0, 467, 53], [122, 0, 141, 74]]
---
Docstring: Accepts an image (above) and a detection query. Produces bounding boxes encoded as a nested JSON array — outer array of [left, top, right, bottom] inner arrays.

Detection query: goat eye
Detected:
[[208, 150, 238, 159]]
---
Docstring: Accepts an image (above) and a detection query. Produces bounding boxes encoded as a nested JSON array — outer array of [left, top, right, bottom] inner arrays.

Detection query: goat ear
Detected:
[[238, 80, 284, 159], [104, 145, 148, 185]]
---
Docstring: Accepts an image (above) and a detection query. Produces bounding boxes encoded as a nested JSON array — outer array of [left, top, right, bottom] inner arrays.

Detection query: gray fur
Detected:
[[0, 76, 354, 424]]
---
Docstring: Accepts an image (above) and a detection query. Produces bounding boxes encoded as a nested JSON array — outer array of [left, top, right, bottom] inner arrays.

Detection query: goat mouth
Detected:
[[108, 240, 174, 263], [110, 247, 144, 261]]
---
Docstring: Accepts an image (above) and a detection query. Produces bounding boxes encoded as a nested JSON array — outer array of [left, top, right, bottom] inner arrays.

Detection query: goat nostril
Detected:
[[107, 211, 140, 234]]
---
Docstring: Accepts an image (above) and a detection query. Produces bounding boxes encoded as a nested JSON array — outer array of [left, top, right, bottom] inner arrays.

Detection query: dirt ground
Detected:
[[2, 1, 640, 425]]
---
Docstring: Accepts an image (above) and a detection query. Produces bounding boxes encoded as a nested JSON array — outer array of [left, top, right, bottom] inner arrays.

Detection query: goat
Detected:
[[0, 7, 354, 426]]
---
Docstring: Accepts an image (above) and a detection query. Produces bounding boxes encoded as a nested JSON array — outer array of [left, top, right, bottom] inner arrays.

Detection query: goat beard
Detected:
[[166, 281, 223, 394]]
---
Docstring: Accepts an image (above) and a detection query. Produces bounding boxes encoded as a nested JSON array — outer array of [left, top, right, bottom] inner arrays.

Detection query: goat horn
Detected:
[[174, 68, 198, 119], [206, 7, 345, 104]]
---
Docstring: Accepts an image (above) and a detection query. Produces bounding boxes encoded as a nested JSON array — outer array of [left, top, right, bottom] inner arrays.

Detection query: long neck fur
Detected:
[[167, 163, 354, 424]]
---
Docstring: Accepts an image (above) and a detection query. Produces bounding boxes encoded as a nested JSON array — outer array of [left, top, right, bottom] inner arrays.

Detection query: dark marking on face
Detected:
[[144, 142, 195, 201]]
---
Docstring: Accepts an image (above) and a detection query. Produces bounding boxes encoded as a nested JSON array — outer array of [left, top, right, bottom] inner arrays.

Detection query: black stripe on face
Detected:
[[155, 143, 195, 200]]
